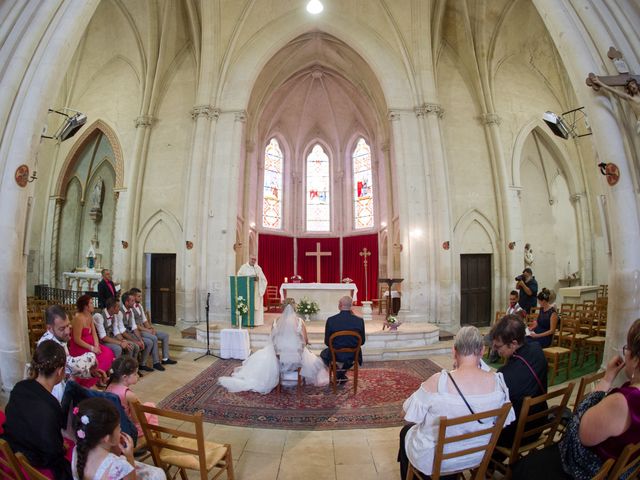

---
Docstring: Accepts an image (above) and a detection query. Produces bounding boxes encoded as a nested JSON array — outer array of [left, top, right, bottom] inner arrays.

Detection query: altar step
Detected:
[[176, 321, 448, 361]]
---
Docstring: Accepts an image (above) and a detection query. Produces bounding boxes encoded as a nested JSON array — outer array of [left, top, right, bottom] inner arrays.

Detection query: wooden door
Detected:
[[460, 254, 492, 327], [150, 254, 176, 326]]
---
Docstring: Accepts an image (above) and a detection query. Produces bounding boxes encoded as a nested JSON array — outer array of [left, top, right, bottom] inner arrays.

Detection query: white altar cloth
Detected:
[[220, 328, 251, 360], [279, 283, 358, 319]]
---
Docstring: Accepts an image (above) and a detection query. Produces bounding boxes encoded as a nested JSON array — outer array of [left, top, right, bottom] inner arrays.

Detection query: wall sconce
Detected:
[[598, 162, 620, 186], [508, 241, 516, 250], [442, 241, 450, 250], [14, 165, 37, 187], [186, 241, 194, 250], [121, 240, 129, 249]]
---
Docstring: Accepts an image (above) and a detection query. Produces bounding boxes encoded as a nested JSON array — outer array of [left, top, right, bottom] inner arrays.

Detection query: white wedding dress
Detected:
[[218, 305, 329, 394]]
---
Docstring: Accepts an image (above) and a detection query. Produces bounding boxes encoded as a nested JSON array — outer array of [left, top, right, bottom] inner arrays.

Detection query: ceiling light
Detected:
[[307, 0, 323, 14]]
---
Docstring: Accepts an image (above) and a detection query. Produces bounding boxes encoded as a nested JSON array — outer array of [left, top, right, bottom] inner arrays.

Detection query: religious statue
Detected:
[[237, 254, 267, 326], [86, 238, 97, 270], [590, 75, 640, 134], [89, 177, 105, 221], [524, 243, 534, 268]]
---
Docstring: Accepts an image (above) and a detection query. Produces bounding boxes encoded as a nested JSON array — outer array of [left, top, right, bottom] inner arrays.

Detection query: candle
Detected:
[[284, 277, 288, 283]]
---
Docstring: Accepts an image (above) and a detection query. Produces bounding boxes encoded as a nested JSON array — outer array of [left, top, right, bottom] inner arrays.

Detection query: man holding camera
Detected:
[[515, 267, 538, 313]]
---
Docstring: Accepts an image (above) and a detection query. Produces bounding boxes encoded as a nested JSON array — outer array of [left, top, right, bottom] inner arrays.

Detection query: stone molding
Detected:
[[134, 115, 154, 128], [191, 105, 219, 120], [480, 113, 501, 125], [234, 110, 247, 122], [415, 103, 444, 118]]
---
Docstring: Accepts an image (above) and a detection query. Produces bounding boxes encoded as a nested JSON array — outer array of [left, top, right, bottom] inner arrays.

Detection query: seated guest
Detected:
[[487, 291, 528, 362], [69, 295, 115, 387], [320, 296, 366, 382], [93, 297, 141, 362], [513, 318, 640, 479], [39, 305, 104, 401], [71, 398, 165, 480], [2, 340, 72, 479], [129, 287, 176, 366], [528, 288, 558, 348], [491, 314, 548, 447], [120, 292, 162, 371], [398, 326, 515, 480]]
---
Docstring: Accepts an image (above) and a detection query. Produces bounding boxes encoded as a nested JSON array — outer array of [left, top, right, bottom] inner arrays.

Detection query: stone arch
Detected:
[[55, 119, 125, 196], [452, 209, 501, 327], [511, 118, 581, 195], [218, 13, 416, 110], [135, 209, 184, 285]]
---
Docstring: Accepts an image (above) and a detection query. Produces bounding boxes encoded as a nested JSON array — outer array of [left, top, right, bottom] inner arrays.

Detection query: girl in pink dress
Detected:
[[105, 356, 157, 438], [69, 294, 114, 387]]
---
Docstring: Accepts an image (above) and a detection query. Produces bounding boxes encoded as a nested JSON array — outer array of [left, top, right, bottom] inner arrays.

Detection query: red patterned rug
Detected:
[[159, 358, 441, 430]]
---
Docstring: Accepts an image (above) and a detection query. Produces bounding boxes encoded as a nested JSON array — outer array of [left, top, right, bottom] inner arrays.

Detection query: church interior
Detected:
[[1, 0, 640, 478]]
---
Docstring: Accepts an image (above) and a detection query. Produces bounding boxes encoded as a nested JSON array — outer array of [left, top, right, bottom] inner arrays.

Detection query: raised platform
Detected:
[[194, 311, 443, 361]]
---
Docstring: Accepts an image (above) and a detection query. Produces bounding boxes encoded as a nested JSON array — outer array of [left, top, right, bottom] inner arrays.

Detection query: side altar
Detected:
[[280, 283, 358, 320]]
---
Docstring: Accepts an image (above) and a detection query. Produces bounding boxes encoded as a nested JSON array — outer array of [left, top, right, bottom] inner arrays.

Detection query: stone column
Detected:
[[388, 109, 431, 321], [480, 112, 512, 309], [112, 114, 153, 286], [182, 105, 219, 325], [47, 197, 64, 286], [0, 0, 100, 389], [205, 111, 247, 323], [533, 0, 640, 361]]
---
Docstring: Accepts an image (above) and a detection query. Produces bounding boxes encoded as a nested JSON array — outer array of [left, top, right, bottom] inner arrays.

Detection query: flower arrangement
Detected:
[[385, 315, 402, 330], [235, 295, 249, 316], [296, 297, 319, 315], [291, 274, 303, 283], [341, 277, 353, 283]]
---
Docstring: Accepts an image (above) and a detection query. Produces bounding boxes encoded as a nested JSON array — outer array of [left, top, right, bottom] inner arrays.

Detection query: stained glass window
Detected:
[[306, 144, 330, 231], [262, 138, 283, 229], [353, 138, 374, 229]]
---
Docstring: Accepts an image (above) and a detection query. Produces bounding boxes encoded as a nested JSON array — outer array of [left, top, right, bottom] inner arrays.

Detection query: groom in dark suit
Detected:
[[320, 296, 366, 382]]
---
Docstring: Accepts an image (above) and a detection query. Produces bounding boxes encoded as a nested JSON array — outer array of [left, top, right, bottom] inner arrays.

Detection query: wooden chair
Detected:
[[328, 331, 362, 394], [591, 458, 615, 480], [489, 382, 574, 480], [265, 286, 281, 312], [275, 354, 304, 397], [133, 402, 234, 480], [0, 439, 25, 480], [560, 303, 575, 314], [583, 311, 607, 367], [604, 441, 640, 479], [572, 370, 606, 413], [543, 316, 578, 385], [15, 452, 49, 480], [597, 284, 608, 298], [406, 402, 513, 480]]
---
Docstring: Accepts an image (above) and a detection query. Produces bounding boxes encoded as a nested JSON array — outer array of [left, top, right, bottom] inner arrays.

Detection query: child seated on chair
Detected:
[[71, 398, 164, 480], [105, 357, 158, 439]]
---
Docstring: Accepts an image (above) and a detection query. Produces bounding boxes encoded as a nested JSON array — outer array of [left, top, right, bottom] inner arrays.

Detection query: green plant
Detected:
[[296, 297, 319, 315]]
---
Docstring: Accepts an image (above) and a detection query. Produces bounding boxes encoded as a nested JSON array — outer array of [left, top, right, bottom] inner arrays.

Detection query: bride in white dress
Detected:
[[218, 304, 329, 394]]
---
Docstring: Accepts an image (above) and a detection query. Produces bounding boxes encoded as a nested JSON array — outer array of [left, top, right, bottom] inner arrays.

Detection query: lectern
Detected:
[[378, 278, 403, 319]]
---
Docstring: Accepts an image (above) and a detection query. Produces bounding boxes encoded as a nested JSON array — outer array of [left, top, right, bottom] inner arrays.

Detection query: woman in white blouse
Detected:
[[398, 326, 515, 479]]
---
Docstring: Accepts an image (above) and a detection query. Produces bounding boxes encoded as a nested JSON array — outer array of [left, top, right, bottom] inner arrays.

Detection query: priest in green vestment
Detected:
[[236, 254, 267, 326]]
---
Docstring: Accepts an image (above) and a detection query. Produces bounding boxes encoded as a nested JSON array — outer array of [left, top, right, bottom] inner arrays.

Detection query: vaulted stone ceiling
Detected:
[[247, 32, 388, 159]]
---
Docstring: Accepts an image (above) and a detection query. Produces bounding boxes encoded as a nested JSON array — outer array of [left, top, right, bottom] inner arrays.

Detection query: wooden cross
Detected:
[[306, 242, 332, 283], [359, 248, 371, 300]]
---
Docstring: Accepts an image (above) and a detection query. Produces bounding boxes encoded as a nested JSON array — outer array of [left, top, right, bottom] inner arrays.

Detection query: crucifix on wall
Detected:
[[305, 242, 332, 283]]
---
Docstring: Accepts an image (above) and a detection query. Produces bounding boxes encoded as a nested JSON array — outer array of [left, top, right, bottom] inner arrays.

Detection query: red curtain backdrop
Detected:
[[342, 233, 379, 305], [258, 233, 294, 304], [296, 237, 340, 283]]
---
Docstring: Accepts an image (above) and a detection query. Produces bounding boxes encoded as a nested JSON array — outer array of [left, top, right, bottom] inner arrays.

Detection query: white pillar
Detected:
[[388, 110, 431, 321], [205, 111, 247, 323], [0, 0, 100, 389], [533, 0, 640, 362]]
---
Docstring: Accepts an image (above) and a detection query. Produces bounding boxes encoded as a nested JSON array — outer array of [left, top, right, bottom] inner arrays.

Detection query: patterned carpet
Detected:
[[159, 358, 441, 430]]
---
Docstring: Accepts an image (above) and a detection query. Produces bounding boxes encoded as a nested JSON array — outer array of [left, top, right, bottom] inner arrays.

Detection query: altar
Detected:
[[279, 283, 358, 319], [62, 270, 102, 291]]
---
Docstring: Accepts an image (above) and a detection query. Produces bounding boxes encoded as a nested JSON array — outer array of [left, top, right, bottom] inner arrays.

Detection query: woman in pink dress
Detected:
[[69, 294, 114, 387]]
